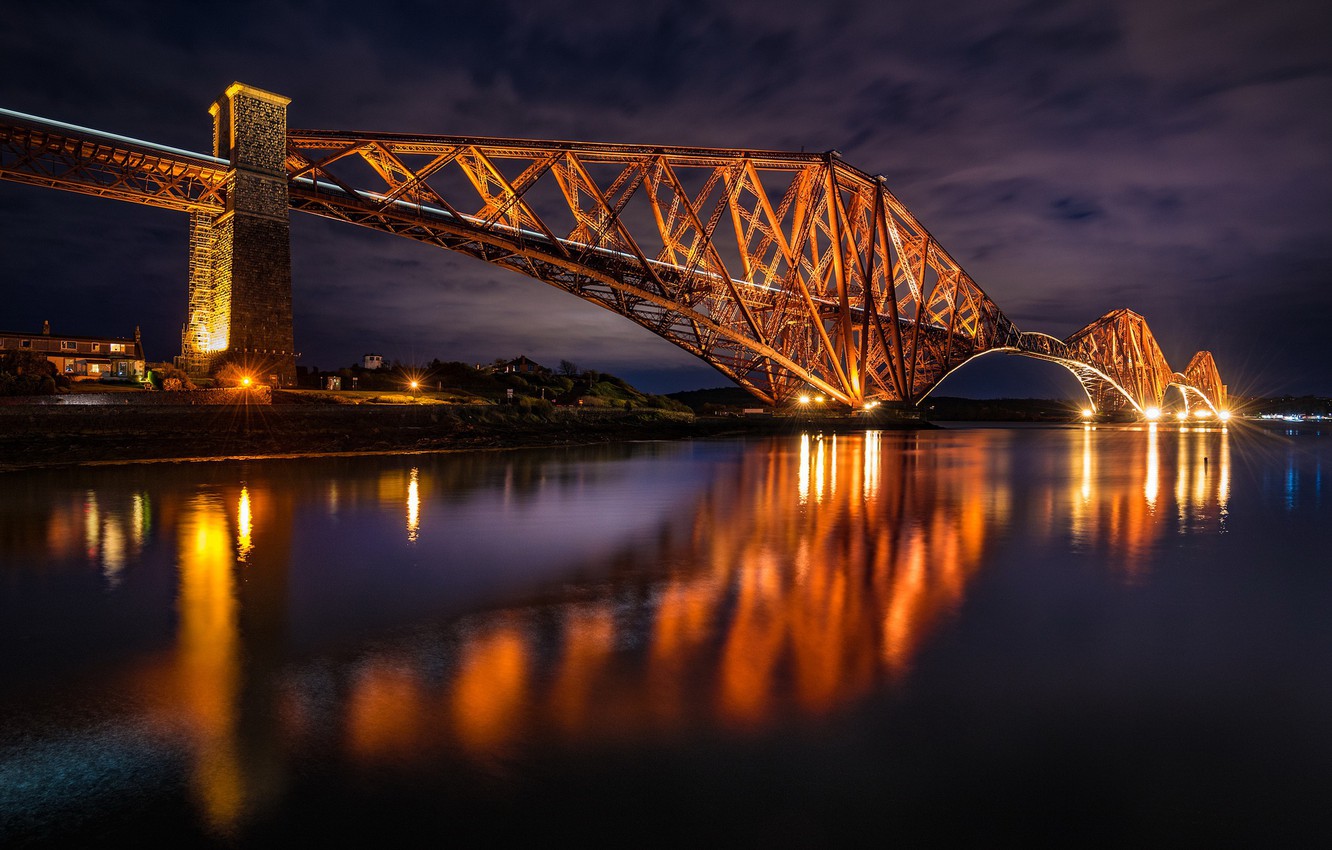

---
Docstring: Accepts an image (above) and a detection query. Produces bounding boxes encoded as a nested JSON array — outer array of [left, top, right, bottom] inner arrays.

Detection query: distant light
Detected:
[[241, 376, 252, 387], [864, 401, 879, 410], [1080, 408, 1092, 419], [1193, 408, 1212, 419], [814, 395, 825, 404], [798, 395, 811, 405], [1218, 410, 1231, 422], [1145, 406, 1161, 421], [1176, 410, 1188, 421], [410, 381, 419, 390]]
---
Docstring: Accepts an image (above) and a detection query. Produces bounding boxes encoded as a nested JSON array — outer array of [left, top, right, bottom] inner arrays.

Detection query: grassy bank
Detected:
[[0, 399, 929, 471]]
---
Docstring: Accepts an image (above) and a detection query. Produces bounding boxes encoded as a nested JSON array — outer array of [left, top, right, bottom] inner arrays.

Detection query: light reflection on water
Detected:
[[0, 425, 1327, 841]]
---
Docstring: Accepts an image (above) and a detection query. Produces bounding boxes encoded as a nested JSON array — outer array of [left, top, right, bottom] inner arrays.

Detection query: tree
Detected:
[[148, 362, 196, 391], [0, 350, 57, 396], [559, 359, 579, 377], [212, 362, 251, 388]]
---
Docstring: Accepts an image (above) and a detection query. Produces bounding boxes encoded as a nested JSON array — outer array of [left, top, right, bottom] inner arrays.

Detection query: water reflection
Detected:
[[406, 468, 420, 543], [174, 493, 243, 832], [1070, 425, 1230, 569], [1145, 423, 1159, 508], [309, 432, 1000, 759], [0, 426, 1300, 837], [237, 486, 253, 562]]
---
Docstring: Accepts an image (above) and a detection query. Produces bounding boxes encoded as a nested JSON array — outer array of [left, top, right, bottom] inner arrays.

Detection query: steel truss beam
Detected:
[[0, 109, 227, 213]]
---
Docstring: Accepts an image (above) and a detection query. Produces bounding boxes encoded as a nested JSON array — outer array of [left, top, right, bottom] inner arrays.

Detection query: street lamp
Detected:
[[410, 380, 419, 401]]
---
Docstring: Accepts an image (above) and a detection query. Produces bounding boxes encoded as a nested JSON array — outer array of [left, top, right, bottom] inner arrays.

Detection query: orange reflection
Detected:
[[298, 430, 1233, 765], [1174, 426, 1230, 533], [333, 433, 999, 757], [1218, 428, 1231, 529], [407, 467, 420, 542], [452, 622, 529, 754], [549, 607, 617, 735], [175, 494, 243, 833], [347, 662, 430, 760], [1145, 423, 1159, 509], [237, 486, 253, 562], [1070, 425, 1230, 573]]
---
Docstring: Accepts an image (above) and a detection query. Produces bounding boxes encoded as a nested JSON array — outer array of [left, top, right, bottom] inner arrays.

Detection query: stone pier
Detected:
[[180, 83, 296, 386]]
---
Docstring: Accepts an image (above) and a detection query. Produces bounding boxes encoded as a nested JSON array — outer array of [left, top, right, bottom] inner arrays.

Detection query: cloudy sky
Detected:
[[2, 0, 1329, 397]]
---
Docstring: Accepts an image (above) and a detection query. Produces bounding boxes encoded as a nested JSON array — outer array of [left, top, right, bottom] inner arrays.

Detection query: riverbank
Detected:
[[0, 400, 929, 471]]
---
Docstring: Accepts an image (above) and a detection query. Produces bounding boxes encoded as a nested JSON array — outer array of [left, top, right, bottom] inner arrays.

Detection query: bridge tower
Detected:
[[180, 83, 296, 385]]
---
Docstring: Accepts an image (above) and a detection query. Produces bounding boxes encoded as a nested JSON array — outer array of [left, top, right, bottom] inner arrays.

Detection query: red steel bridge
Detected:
[[0, 84, 1226, 417]]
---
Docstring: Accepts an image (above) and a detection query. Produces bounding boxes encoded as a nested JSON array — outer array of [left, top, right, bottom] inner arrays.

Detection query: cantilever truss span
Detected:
[[283, 130, 1021, 406], [0, 105, 1228, 413], [1015, 310, 1227, 415]]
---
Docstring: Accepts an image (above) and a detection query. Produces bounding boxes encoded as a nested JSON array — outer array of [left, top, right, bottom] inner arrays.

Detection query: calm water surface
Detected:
[[2, 425, 1330, 843]]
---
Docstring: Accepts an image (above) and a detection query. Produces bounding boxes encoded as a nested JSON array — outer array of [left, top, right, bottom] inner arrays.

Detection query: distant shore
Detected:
[[0, 396, 928, 471]]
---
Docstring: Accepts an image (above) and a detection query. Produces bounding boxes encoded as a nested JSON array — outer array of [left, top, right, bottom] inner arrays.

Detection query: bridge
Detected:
[[0, 83, 1226, 417]]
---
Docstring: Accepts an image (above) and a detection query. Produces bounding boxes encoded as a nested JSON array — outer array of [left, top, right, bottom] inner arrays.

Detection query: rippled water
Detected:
[[1, 425, 1329, 843]]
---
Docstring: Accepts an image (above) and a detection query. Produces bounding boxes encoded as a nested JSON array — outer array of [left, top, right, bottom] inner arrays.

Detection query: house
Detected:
[[0, 322, 146, 380], [363, 353, 383, 370], [501, 355, 545, 375]]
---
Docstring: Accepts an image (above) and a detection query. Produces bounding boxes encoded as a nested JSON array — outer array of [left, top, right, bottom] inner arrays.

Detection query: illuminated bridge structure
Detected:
[[0, 84, 1226, 415]]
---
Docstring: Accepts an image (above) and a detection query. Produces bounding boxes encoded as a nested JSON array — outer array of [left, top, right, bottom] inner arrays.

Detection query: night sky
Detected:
[[2, 0, 1329, 397]]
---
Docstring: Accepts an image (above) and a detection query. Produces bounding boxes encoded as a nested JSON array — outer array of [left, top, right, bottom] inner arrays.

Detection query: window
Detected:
[[61, 340, 77, 351], [92, 343, 101, 352], [20, 339, 31, 348], [89, 364, 101, 374], [110, 343, 124, 353]]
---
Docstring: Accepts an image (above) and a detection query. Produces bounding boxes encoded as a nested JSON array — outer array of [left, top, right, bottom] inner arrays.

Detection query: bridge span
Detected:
[[0, 83, 1226, 416]]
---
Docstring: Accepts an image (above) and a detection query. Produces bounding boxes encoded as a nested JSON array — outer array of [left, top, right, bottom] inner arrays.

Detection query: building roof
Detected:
[[0, 329, 139, 345]]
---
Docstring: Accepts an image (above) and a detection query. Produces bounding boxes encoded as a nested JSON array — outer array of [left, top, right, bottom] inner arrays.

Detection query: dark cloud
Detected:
[[1, 0, 1329, 394]]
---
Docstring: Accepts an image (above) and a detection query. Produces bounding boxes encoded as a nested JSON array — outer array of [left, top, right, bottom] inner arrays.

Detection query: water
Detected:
[[1, 425, 1329, 843]]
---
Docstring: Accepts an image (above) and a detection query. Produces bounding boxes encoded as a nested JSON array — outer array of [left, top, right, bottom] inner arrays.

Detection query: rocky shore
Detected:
[[0, 398, 924, 471]]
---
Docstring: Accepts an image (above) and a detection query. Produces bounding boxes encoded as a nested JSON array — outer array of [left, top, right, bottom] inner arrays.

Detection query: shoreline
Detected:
[[0, 401, 931, 472]]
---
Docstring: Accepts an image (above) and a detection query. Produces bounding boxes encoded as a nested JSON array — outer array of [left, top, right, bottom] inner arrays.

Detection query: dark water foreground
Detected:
[[1, 424, 1329, 844]]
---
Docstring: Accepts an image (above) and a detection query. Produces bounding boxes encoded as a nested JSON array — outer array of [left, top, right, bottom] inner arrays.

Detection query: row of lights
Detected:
[[796, 395, 883, 411], [1081, 406, 1230, 422]]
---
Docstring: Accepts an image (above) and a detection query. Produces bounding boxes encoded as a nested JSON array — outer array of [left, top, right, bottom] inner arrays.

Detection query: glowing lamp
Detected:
[[241, 376, 252, 387], [815, 395, 825, 404], [1080, 408, 1092, 419], [1218, 410, 1231, 422], [798, 395, 811, 405], [1193, 408, 1212, 419], [1144, 406, 1161, 421], [410, 381, 419, 390], [1176, 410, 1188, 421]]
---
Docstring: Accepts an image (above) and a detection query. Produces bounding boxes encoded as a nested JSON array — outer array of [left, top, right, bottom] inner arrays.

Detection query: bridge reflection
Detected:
[[1071, 424, 1231, 573], [0, 428, 1247, 831], [306, 433, 1001, 762]]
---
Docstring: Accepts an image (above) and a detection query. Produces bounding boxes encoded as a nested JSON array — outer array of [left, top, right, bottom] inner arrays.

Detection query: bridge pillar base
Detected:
[[180, 83, 296, 387]]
